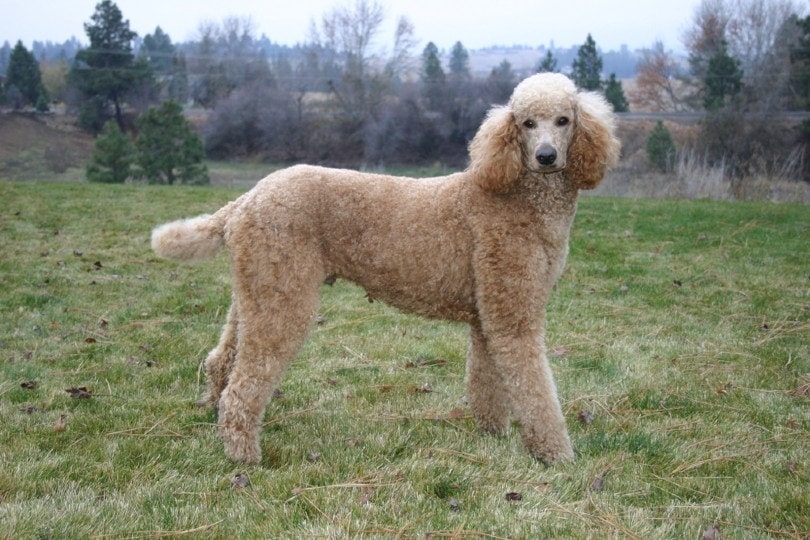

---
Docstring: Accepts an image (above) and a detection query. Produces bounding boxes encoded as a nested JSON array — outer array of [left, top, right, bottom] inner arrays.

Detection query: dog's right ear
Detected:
[[468, 106, 523, 193]]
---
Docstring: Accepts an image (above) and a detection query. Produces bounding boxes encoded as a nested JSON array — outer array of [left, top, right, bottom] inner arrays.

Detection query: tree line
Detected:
[[1, 0, 808, 183]]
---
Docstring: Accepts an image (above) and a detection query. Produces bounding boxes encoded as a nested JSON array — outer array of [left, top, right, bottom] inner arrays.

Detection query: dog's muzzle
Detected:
[[535, 144, 558, 167]]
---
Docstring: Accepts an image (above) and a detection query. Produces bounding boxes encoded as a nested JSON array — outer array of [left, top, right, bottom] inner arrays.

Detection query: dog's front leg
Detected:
[[484, 324, 574, 464], [472, 237, 574, 464], [466, 323, 510, 435]]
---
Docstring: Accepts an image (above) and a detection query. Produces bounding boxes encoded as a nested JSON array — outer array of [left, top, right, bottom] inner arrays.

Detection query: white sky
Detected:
[[2, 0, 699, 52]]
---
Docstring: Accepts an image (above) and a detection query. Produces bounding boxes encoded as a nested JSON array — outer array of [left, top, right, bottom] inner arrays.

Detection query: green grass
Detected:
[[1, 181, 807, 539]]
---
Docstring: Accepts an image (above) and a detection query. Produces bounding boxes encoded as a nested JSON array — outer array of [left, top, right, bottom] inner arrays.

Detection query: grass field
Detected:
[[0, 180, 807, 538]]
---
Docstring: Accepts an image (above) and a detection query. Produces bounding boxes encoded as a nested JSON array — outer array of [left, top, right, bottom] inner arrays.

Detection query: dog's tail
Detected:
[[151, 200, 236, 262]]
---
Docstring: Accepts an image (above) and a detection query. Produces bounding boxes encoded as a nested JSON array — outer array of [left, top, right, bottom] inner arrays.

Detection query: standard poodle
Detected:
[[152, 73, 620, 465]]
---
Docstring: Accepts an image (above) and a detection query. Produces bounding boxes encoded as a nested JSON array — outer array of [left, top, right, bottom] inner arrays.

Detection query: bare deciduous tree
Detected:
[[684, 0, 807, 111], [632, 41, 689, 111]]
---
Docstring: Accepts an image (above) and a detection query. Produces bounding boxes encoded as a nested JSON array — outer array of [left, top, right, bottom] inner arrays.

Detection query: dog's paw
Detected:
[[221, 430, 262, 464], [522, 428, 574, 465]]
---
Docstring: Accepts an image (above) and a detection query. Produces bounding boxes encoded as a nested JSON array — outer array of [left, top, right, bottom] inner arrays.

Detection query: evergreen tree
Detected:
[[537, 50, 558, 73], [421, 42, 446, 110], [789, 15, 809, 110], [603, 73, 629, 112], [448, 41, 470, 80], [70, 0, 153, 132], [167, 52, 189, 104], [5, 41, 48, 110], [646, 121, 676, 172], [703, 40, 742, 110], [86, 120, 133, 183], [0, 41, 11, 76], [140, 26, 174, 75], [487, 60, 515, 103], [571, 34, 603, 90], [134, 100, 209, 185]]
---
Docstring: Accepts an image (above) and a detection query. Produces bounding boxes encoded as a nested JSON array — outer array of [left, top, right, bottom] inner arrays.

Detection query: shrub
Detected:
[[134, 101, 209, 185], [86, 121, 133, 183], [646, 121, 676, 172]]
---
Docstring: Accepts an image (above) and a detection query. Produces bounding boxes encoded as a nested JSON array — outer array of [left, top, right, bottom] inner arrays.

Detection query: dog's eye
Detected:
[[523, 119, 535, 129], [556, 116, 570, 127]]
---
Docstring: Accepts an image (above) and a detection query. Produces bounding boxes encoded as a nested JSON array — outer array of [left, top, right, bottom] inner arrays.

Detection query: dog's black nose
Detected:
[[535, 145, 557, 166]]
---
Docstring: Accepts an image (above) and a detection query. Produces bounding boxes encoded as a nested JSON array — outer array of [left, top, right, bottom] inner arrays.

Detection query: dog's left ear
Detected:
[[566, 92, 621, 190], [468, 106, 523, 193]]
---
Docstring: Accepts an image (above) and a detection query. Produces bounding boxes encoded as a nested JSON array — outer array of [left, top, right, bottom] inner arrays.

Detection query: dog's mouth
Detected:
[[536, 163, 565, 174]]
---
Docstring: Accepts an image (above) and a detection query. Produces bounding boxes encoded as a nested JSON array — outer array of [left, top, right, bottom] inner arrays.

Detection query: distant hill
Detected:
[[1, 36, 662, 81], [0, 111, 93, 180]]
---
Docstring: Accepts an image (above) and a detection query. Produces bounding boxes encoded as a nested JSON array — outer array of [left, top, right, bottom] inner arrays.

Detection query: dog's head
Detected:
[[469, 73, 620, 193]]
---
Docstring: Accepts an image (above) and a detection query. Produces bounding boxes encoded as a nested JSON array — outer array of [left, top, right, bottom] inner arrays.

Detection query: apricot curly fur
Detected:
[[152, 73, 620, 465]]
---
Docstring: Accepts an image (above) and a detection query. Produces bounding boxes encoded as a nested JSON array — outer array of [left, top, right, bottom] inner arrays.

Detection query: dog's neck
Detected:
[[519, 170, 579, 216]]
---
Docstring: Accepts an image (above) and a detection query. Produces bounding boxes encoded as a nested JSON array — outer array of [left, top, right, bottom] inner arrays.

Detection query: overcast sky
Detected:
[[2, 0, 699, 52]]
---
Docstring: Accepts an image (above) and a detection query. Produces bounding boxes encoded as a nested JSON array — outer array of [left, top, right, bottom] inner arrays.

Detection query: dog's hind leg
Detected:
[[216, 245, 323, 464], [198, 297, 239, 408]]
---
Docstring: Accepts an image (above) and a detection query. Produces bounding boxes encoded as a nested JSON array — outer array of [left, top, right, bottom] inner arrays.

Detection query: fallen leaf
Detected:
[[551, 346, 568, 358], [447, 407, 466, 420], [702, 523, 720, 540], [231, 473, 250, 489], [793, 383, 809, 397], [359, 486, 374, 506], [84, 337, 97, 344], [20, 380, 37, 390], [786, 461, 798, 475], [66, 387, 93, 399], [54, 414, 67, 432], [577, 410, 595, 425], [505, 492, 522, 502]]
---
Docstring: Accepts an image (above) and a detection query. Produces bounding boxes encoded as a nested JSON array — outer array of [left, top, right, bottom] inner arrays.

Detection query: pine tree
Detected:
[[5, 41, 48, 109], [703, 40, 742, 110], [789, 15, 810, 110], [646, 121, 676, 172], [69, 0, 154, 132], [448, 41, 470, 80], [86, 120, 133, 183], [140, 26, 174, 75], [571, 34, 603, 90], [604, 73, 629, 112], [488, 60, 515, 103], [134, 101, 208, 185], [537, 50, 557, 73], [421, 42, 446, 110]]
